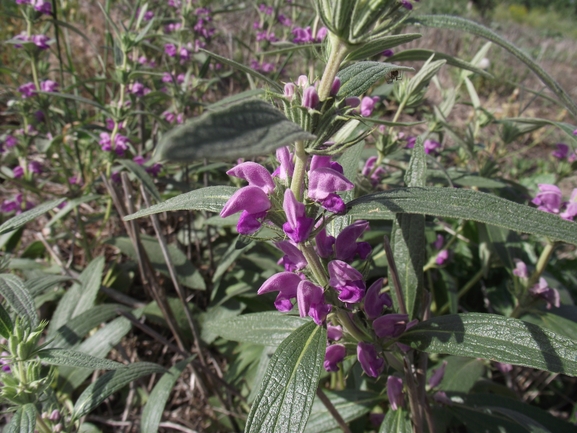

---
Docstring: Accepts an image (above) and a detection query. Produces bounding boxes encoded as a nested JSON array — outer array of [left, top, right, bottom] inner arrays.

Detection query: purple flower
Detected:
[[133, 155, 146, 165], [292, 26, 314, 44], [164, 44, 177, 57], [258, 272, 301, 311], [227, 161, 275, 194], [552, 143, 569, 159], [364, 278, 392, 320], [328, 260, 366, 303], [308, 166, 354, 213], [335, 220, 371, 262], [146, 163, 163, 177], [40, 80, 58, 92], [529, 277, 560, 309], [18, 82, 37, 98], [32, 0, 51, 14], [128, 82, 146, 96], [0, 351, 11, 373], [220, 186, 271, 235], [327, 324, 343, 341], [114, 134, 130, 156], [424, 139, 442, 154], [373, 313, 409, 339], [99, 132, 112, 151], [513, 259, 528, 278], [13, 166, 23, 178], [4, 135, 18, 148], [143, 10, 154, 20], [28, 160, 42, 174], [387, 376, 404, 410], [315, 226, 335, 258], [362, 156, 386, 186], [357, 342, 384, 378], [284, 83, 296, 99], [163, 111, 176, 123], [324, 344, 346, 372], [432, 234, 444, 250], [278, 14, 292, 26], [69, 175, 82, 185], [401, 0, 413, 10], [532, 184, 562, 214], [428, 361, 447, 388], [345, 96, 361, 109], [330, 77, 341, 96], [560, 188, 577, 221], [494, 362, 513, 374], [31, 34, 50, 50], [297, 75, 308, 88], [272, 146, 294, 180], [275, 240, 307, 271], [436, 249, 450, 266], [382, 49, 394, 57], [302, 86, 319, 109], [258, 3, 274, 15], [179, 47, 190, 62], [282, 189, 314, 243], [297, 280, 331, 325], [433, 391, 453, 405], [360, 96, 376, 117]]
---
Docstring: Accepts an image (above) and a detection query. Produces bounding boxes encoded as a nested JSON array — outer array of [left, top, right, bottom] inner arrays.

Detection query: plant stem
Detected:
[[290, 140, 307, 201], [527, 241, 555, 288], [317, 34, 349, 101], [300, 244, 328, 287]]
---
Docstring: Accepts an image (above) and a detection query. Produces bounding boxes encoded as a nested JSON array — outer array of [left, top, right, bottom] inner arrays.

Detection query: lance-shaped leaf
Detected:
[[4, 404, 36, 433], [347, 187, 577, 246], [0, 198, 65, 235], [498, 117, 577, 147], [37, 348, 123, 370], [380, 408, 412, 433], [345, 33, 422, 62], [156, 99, 315, 162], [124, 186, 237, 221], [398, 313, 577, 375], [141, 357, 194, 433], [204, 312, 309, 347], [337, 61, 414, 98], [72, 362, 166, 420], [406, 15, 577, 118], [387, 49, 492, 78], [0, 274, 38, 327], [0, 303, 13, 339], [118, 159, 161, 203], [246, 321, 326, 433], [391, 137, 426, 319]]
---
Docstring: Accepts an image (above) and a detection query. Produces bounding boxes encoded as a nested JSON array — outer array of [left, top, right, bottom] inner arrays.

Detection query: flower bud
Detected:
[[387, 376, 404, 410], [284, 82, 296, 99], [330, 77, 341, 96], [302, 86, 319, 109], [357, 342, 384, 377], [324, 344, 346, 371]]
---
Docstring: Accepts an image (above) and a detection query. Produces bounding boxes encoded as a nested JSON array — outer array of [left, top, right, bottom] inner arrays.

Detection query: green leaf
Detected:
[[246, 321, 326, 433], [157, 99, 314, 162], [4, 403, 36, 433], [72, 362, 166, 420], [118, 159, 161, 203], [72, 256, 105, 318], [37, 91, 111, 115], [347, 187, 577, 246], [489, 408, 551, 433], [200, 49, 283, 92], [380, 408, 412, 433], [388, 49, 492, 78], [141, 357, 194, 433], [59, 316, 134, 391], [337, 61, 414, 98], [305, 390, 384, 433], [204, 312, 309, 346], [498, 117, 577, 147], [345, 34, 422, 62], [404, 57, 446, 101], [391, 137, 426, 318], [427, 170, 507, 189], [37, 348, 123, 370], [449, 403, 530, 433], [123, 186, 236, 221], [407, 15, 577, 119], [438, 356, 485, 393], [399, 313, 577, 375], [0, 303, 13, 338], [0, 198, 65, 235], [25, 274, 73, 298], [521, 310, 577, 340], [49, 304, 126, 349], [106, 235, 205, 290], [45, 195, 101, 228], [0, 274, 38, 327]]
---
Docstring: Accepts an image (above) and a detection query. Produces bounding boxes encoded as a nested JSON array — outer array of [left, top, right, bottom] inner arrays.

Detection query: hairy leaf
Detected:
[[157, 99, 314, 162], [72, 362, 166, 420], [380, 408, 412, 433], [0, 198, 65, 235], [37, 348, 123, 370], [246, 321, 326, 433], [0, 303, 13, 338], [4, 404, 36, 433], [347, 187, 577, 245], [204, 312, 309, 346], [124, 186, 236, 221], [0, 274, 38, 327], [337, 61, 414, 98], [345, 34, 422, 62], [388, 49, 492, 78], [399, 313, 577, 375]]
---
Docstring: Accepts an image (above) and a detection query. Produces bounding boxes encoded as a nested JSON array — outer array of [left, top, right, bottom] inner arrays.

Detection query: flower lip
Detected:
[[226, 161, 275, 194], [220, 186, 271, 218]]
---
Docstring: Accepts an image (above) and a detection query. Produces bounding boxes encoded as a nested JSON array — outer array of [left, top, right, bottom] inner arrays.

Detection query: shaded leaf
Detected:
[[337, 61, 414, 98], [399, 313, 577, 375], [388, 49, 492, 78], [118, 159, 161, 203], [0, 303, 13, 338], [72, 362, 166, 420], [345, 34, 422, 62], [380, 408, 412, 433], [0, 274, 38, 327], [438, 356, 485, 393], [347, 187, 577, 246], [157, 99, 314, 162]]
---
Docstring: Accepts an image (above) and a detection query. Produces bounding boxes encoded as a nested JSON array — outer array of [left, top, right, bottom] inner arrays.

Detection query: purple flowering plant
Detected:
[[2, 0, 577, 432]]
